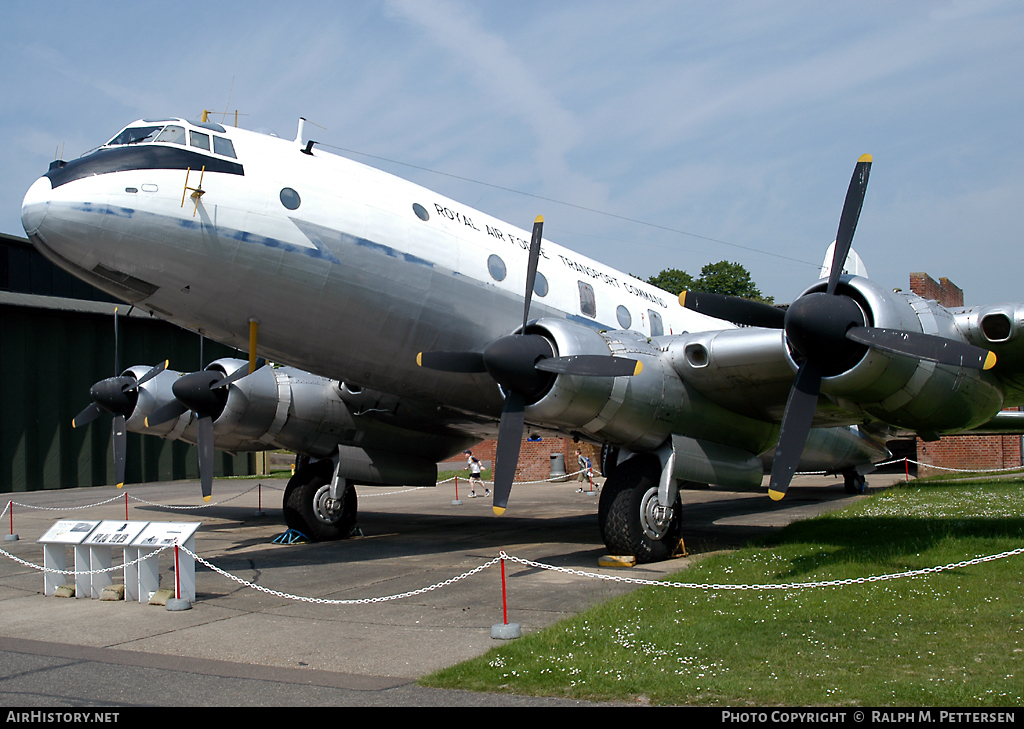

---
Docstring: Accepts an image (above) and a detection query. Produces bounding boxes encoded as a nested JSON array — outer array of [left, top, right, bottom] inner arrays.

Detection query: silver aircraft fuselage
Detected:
[[22, 117, 727, 422]]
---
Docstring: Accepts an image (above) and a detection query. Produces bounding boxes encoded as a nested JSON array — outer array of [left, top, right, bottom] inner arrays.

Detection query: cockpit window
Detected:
[[154, 125, 186, 145], [189, 131, 211, 151], [107, 126, 162, 146], [213, 136, 236, 158], [98, 121, 239, 161]]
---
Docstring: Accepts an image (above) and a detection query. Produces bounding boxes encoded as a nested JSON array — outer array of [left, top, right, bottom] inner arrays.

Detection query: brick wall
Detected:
[[454, 438, 602, 482], [909, 273, 963, 307], [917, 434, 1021, 475], [909, 273, 1020, 474]]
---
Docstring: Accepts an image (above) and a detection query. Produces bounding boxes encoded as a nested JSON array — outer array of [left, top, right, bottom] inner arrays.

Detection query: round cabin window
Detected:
[[280, 187, 301, 210], [487, 254, 507, 281]]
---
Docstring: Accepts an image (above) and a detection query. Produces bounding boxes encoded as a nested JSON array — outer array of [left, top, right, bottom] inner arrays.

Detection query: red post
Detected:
[[174, 543, 181, 600], [905, 457, 910, 482], [455, 475, 459, 500], [258, 483, 262, 512], [8, 501, 12, 536], [500, 554, 508, 625], [125, 491, 128, 520]]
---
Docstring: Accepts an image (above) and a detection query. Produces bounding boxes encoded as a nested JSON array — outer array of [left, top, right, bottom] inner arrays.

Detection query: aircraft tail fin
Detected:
[[819, 240, 868, 281]]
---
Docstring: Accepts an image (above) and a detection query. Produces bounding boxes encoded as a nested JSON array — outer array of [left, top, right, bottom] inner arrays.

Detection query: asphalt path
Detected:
[[0, 471, 903, 707]]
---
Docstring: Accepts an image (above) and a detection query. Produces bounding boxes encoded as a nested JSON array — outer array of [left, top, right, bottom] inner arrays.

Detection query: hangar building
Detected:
[[1, 231, 254, 493]]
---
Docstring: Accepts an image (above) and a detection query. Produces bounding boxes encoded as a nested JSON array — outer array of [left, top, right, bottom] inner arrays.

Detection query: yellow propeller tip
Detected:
[[203, 495, 212, 503], [633, 361, 644, 376], [768, 489, 785, 502], [416, 352, 423, 366], [984, 351, 997, 370], [859, 153, 872, 163], [679, 291, 687, 307], [534, 215, 543, 224], [116, 483, 124, 490], [493, 506, 506, 516]]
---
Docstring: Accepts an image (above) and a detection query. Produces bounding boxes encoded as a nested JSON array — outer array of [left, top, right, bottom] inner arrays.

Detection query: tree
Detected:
[[642, 268, 695, 296], [644, 261, 773, 304], [695, 261, 773, 304]]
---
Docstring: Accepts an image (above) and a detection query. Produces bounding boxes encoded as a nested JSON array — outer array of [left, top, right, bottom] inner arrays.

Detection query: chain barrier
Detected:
[[500, 548, 1024, 591], [3, 538, 1022, 603], [0, 543, 169, 577], [899, 457, 1024, 474], [178, 544, 503, 604], [3, 458, 1023, 604]]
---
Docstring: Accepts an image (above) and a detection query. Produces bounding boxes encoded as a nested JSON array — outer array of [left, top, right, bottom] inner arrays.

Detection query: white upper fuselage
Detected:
[[22, 117, 729, 420]]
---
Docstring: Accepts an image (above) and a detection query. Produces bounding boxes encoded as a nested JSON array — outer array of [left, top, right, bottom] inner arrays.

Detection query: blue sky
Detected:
[[3, 1, 1022, 306]]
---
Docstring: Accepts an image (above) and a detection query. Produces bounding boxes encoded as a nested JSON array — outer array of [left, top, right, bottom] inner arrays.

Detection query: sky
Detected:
[[3, 0, 1023, 306]]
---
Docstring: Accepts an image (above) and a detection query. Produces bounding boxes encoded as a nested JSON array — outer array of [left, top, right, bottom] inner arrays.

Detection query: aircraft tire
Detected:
[[283, 459, 358, 541], [843, 469, 867, 495], [598, 455, 682, 563]]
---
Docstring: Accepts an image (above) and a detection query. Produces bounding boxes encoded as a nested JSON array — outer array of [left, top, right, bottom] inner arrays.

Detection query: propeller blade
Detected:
[[492, 390, 525, 515], [113, 307, 120, 376], [197, 415, 214, 501], [826, 154, 872, 296], [416, 351, 487, 373], [535, 355, 643, 377], [768, 359, 822, 502], [845, 326, 996, 370], [112, 414, 127, 489], [679, 291, 786, 329], [129, 360, 168, 390], [145, 399, 188, 428], [72, 402, 103, 429], [212, 362, 261, 389], [522, 216, 544, 330]]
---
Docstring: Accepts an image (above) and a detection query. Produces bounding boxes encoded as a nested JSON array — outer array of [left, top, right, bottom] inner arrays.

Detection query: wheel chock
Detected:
[[599, 555, 636, 568], [272, 529, 310, 545], [671, 537, 688, 558]]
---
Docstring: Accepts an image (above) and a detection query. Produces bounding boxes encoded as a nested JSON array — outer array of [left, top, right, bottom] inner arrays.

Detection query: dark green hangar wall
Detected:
[[1, 232, 254, 493]]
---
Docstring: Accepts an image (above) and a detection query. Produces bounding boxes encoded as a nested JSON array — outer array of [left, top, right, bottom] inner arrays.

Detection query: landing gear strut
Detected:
[[283, 459, 358, 541], [598, 455, 683, 563]]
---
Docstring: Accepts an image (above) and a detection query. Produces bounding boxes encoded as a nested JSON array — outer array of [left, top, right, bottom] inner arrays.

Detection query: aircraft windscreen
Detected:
[[106, 126, 163, 146]]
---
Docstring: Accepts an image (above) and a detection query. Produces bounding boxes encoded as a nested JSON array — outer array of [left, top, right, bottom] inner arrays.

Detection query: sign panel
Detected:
[[82, 520, 149, 547], [37, 520, 99, 545], [130, 522, 201, 548]]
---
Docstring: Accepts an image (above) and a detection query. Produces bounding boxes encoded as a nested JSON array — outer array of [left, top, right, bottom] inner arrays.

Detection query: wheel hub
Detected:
[[639, 487, 673, 541], [313, 484, 343, 525]]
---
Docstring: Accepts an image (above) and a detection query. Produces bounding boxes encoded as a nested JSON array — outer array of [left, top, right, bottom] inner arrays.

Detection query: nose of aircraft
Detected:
[[21, 176, 52, 236]]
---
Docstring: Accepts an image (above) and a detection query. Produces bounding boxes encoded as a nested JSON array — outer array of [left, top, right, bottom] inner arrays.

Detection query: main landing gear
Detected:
[[283, 459, 358, 541], [598, 455, 684, 563], [842, 468, 868, 495]]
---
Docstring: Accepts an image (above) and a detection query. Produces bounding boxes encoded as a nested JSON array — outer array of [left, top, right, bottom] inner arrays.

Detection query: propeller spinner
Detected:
[[680, 154, 996, 501], [418, 216, 643, 515]]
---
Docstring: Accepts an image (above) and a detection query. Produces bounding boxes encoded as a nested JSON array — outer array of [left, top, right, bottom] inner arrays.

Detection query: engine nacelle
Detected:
[[521, 319, 680, 450], [204, 359, 352, 457], [522, 319, 778, 455], [122, 358, 471, 485], [956, 302, 1024, 402], [807, 277, 1005, 433]]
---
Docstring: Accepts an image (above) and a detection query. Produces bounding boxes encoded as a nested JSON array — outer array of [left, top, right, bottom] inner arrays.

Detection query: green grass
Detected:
[[420, 479, 1024, 705]]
